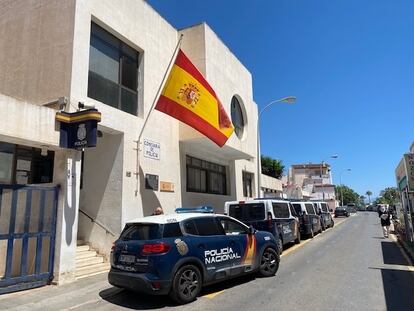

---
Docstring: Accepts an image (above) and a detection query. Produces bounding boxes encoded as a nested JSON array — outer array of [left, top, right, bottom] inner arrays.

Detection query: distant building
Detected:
[[287, 163, 337, 209]]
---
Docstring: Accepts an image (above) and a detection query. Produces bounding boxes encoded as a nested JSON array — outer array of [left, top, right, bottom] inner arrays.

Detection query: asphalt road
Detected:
[[2, 212, 414, 311]]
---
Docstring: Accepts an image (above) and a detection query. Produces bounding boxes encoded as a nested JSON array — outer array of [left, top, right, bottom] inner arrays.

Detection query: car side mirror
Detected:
[[248, 225, 255, 235]]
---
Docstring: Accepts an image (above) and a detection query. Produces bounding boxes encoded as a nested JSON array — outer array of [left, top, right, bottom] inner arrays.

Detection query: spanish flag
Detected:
[[155, 49, 234, 147]]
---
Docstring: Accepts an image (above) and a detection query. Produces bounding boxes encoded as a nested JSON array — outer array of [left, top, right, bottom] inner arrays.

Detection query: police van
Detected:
[[290, 201, 322, 238], [224, 199, 300, 254], [312, 201, 334, 230], [108, 212, 280, 304]]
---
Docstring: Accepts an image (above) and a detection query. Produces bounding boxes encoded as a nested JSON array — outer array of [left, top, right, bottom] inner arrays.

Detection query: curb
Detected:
[[397, 236, 414, 264]]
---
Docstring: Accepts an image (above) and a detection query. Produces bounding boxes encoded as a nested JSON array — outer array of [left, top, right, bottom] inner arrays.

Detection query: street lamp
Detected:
[[320, 154, 338, 201], [339, 168, 351, 206], [257, 96, 296, 197]]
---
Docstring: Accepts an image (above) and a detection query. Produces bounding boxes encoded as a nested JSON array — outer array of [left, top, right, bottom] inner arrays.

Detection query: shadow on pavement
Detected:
[[379, 240, 414, 311], [99, 274, 257, 309], [99, 287, 177, 310]]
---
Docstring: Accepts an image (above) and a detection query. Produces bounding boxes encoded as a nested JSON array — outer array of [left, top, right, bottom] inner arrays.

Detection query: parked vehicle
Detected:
[[290, 201, 322, 238], [334, 206, 350, 217], [108, 212, 279, 304], [224, 199, 300, 254], [312, 201, 334, 230], [347, 203, 357, 214]]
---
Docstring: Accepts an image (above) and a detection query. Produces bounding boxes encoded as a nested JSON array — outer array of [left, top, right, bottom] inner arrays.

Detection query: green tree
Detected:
[[261, 155, 284, 179], [365, 191, 372, 204], [335, 185, 360, 206], [374, 187, 400, 205]]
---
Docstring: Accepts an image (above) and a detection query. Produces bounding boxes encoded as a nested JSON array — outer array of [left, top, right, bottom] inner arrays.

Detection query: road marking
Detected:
[[389, 234, 414, 270], [203, 289, 226, 299], [202, 216, 352, 299]]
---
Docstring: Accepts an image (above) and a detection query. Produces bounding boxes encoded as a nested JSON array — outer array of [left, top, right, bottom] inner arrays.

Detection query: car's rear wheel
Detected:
[[169, 265, 202, 304], [259, 247, 279, 277]]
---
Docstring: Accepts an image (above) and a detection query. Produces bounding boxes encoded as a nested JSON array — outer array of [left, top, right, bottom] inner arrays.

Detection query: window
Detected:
[[289, 204, 298, 217], [242, 171, 254, 197], [305, 203, 315, 215], [272, 203, 290, 218], [186, 156, 227, 195], [219, 218, 248, 235], [321, 203, 328, 212], [228, 203, 265, 222], [0, 142, 54, 185], [193, 218, 224, 236], [231, 96, 245, 138], [120, 224, 161, 240], [163, 223, 183, 238], [0, 142, 14, 183], [88, 22, 139, 115], [293, 204, 302, 215], [183, 220, 198, 235]]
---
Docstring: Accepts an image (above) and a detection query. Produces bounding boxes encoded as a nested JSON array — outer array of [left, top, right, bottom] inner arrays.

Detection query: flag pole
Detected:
[[134, 34, 184, 196]]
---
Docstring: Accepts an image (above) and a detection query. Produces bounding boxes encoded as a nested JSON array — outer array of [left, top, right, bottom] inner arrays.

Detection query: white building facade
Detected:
[[0, 0, 258, 290], [288, 163, 337, 209]]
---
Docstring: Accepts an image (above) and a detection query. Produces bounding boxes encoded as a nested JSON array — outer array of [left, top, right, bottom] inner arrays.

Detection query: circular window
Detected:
[[231, 96, 245, 139]]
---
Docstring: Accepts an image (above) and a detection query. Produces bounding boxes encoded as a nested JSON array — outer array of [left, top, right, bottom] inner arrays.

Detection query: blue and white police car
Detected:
[[108, 211, 280, 304]]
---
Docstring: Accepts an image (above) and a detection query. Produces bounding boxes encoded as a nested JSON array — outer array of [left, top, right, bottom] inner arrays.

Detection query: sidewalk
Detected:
[[0, 273, 112, 311]]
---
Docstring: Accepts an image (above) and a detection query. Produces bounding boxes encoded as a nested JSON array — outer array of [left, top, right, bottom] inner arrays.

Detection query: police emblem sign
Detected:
[[56, 109, 101, 149]]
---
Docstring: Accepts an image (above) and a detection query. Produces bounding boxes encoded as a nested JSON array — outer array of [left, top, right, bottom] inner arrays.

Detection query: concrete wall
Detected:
[[0, 0, 76, 104], [70, 0, 182, 226], [78, 131, 124, 256], [179, 24, 258, 209]]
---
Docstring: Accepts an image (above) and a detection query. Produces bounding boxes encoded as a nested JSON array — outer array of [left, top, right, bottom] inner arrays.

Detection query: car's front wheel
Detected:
[[170, 265, 202, 304], [259, 247, 279, 277]]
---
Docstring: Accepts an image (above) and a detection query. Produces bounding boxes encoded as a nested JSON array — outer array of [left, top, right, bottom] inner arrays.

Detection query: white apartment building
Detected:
[[0, 0, 259, 292], [288, 163, 336, 209]]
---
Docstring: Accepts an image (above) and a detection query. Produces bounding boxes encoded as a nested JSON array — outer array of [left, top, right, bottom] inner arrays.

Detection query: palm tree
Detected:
[[366, 191, 372, 204]]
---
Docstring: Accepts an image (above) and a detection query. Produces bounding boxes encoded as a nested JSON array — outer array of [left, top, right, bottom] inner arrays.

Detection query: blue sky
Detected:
[[148, 0, 414, 198]]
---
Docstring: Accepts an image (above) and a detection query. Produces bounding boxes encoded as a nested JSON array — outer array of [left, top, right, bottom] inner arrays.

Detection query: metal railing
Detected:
[[78, 209, 116, 237]]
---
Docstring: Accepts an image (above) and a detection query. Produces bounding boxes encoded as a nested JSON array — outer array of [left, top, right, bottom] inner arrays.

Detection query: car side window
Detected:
[[272, 203, 290, 218], [182, 219, 198, 235], [289, 204, 297, 217], [293, 204, 302, 215], [193, 217, 224, 236], [305, 203, 315, 215], [219, 218, 248, 235]]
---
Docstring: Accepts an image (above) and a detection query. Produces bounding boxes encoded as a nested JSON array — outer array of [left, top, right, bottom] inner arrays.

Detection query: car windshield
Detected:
[[120, 223, 162, 240], [228, 203, 266, 221]]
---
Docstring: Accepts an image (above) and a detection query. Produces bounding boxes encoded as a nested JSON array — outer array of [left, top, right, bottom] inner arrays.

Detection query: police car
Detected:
[[108, 211, 280, 304], [224, 199, 301, 254]]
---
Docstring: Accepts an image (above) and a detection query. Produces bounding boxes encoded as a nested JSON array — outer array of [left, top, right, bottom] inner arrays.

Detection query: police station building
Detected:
[[0, 0, 259, 292]]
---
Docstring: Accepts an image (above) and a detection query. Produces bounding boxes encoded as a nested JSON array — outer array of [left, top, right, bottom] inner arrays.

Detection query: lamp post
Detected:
[[320, 154, 338, 201], [257, 96, 296, 197], [339, 168, 351, 206]]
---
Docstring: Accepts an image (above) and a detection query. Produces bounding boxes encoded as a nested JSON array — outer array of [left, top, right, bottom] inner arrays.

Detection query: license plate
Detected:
[[119, 254, 135, 263]]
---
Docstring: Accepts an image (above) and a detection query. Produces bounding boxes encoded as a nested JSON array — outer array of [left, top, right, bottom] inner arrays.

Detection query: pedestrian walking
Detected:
[[378, 205, 392, 238]]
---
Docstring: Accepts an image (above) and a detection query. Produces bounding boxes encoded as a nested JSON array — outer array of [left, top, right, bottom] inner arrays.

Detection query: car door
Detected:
[[289, 203, 299, 239], [272, 202, 294, 243], [182, 217, 231, 282], [305, 203, 320, 232], [217, 216, 255, 275]]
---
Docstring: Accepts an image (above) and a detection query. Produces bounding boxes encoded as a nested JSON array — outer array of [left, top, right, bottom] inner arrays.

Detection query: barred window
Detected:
[[242, 171, 254, 198], [186, 156, 227, 195]]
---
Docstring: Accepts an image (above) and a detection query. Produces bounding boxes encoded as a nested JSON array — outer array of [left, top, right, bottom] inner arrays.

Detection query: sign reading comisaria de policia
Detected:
[[56, 109, 101, 149]]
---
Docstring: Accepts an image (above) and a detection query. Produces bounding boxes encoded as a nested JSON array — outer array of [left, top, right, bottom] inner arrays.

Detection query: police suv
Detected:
[[224, 199, 301, 254], [108, 212, 280, 304]]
